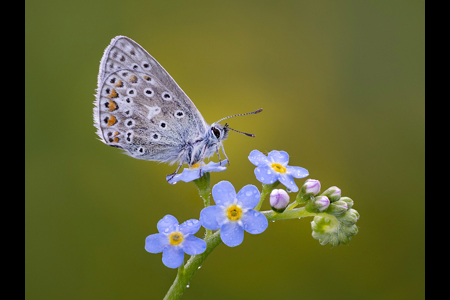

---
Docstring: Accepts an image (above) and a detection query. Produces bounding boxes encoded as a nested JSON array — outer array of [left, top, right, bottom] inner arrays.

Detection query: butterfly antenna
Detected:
[[225, 123, 256, 137], [215, 108, 263, 124]]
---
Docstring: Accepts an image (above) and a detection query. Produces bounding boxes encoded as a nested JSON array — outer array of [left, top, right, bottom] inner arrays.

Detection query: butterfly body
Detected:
[[93, 36, 230, 168]]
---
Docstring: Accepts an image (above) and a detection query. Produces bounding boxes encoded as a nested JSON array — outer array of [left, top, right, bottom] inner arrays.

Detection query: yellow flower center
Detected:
[[169, 232, 184, 246], [189, 162, 202, 169], [271, 163, 286, 173], [226, 205, 243, 221]]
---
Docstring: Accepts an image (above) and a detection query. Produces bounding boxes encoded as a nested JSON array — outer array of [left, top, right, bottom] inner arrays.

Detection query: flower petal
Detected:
[[145, 233, 169, 253], [268, 150, 289, 165], [248, 150, 269, 166], [167, 160, 228, 184], [220, 222, 244, 247], [254, 165, 278, 184], [236, 185, 260, 209], [162, 246, 185, 269], [167, 169, 201, 184], [278, 173, 299, 192], [286, 166, 309, 179], [241, 210, 268, 234], [179, 219, 201, 235], [203, 159, 229, 171], [212, 181, 236, 206], [182, 235, 207, 255], [157, 215, 179, 234], [200, 205, 224, 230]]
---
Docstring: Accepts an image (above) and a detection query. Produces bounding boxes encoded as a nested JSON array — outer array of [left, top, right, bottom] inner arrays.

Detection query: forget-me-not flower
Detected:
[[145, 215, 206, 268], [167, 160, 228, 184], [200, 181, 268, 247], [248, 150, 309, 192]]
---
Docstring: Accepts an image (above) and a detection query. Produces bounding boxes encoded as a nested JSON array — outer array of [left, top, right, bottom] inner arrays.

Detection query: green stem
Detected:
[[193, 172, 211, 207], [254, 182, 279, 211], [193, 173, 212, 237], [262, 207, 339, 226], [163, 231, 222, 300], [286, 201, 299, 210]]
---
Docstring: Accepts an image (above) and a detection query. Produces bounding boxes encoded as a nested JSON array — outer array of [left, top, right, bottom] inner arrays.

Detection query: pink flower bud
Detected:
[[322, 186, 341, 202], [314, 196, 331, 212], [270, 189, 290, 212], [304, 179, 321, 195]]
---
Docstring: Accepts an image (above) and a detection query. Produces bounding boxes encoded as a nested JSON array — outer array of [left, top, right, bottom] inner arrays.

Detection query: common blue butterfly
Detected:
[[93, 36, 262, 180]]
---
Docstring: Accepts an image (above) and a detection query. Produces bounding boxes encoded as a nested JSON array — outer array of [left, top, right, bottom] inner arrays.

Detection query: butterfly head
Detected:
[[210, 123, 230, 142]]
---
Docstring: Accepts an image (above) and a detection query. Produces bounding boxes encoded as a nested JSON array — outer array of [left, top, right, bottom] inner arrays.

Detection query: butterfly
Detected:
[[93, 36, 262, 181]]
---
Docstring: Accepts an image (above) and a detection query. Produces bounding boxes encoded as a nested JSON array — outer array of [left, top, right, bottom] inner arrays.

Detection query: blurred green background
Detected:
[[26, 0, 425, 299]]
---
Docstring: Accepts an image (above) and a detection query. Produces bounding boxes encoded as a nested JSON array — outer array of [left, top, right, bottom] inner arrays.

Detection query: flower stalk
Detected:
[[193, 172, 211, 207], [163, 206, 347, 300], [163, 231, 222, 300]]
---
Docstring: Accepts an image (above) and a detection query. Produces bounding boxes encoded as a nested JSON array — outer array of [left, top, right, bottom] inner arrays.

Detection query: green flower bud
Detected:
[[340, 209, 360, 226], [344, 224, 359, 237], [305, 196, 330, 213], [321, 186, 341, 202], [339, 197, 353, 209], [311, 215, 359, 247], [325, 200, 348, 216], [311, 216, 334, 245], [296, 179, 321, 204]]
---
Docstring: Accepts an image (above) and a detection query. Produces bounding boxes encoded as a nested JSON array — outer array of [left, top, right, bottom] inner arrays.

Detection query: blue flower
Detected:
[[145, 215, 206, 269], [167, 160, 229, 184], [248, 150, 309, 192], [200, 181, 268, 247]]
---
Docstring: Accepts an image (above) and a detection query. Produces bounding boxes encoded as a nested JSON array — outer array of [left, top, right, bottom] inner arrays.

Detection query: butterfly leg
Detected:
[[220, 144, 230, 165], [215, 147, 223, 166], [198, 145, 208, 177], [166, 163, 183, 182]]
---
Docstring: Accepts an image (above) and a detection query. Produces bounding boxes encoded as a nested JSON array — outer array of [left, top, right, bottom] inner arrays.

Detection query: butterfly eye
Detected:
[[211, 127, 221, 139]]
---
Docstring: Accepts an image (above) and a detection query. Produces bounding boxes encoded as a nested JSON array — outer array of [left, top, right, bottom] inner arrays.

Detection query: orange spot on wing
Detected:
[[108, 100, 117, 111], [114, 80, 123, 87], [113, 137, 119, 143], [107, 115, 117, 127], [108, 89, 118, 98], [129, 75, 137, 83]]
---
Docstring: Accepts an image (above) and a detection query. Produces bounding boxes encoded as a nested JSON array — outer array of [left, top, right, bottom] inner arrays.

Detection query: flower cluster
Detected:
[[297, 182, 360, 247], [145, 150, 360, 269]]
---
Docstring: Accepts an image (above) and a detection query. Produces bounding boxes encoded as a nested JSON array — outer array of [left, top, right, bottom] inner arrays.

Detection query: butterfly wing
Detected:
[[93, 36, 209, 164]]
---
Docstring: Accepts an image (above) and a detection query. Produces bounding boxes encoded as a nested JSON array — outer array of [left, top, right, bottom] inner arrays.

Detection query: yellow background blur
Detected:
[[26, 1, 425, 299]]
